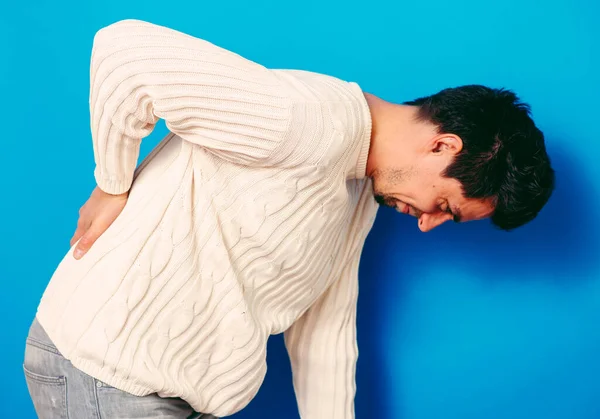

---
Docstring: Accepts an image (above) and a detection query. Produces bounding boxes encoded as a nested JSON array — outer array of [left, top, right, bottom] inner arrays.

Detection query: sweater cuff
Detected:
[[94, 168, 133, 195]]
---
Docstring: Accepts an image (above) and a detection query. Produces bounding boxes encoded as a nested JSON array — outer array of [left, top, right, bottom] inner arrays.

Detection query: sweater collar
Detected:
[[346, 82, 373, 180]]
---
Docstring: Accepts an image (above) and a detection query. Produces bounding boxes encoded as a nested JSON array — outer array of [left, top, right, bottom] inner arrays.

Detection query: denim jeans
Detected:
[[23, 317, 217, 419]]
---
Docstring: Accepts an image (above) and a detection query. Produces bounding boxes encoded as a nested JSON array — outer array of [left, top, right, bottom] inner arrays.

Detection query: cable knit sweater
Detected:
[[35, 19, 378, 418]]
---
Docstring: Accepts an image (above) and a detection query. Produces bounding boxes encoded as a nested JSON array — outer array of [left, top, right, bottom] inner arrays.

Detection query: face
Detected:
[[364, 99, 495, 231], [371, 150, 495, 232]]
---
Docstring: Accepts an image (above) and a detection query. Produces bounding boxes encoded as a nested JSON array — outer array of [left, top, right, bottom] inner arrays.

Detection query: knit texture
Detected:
[[36, 19, 378, 418]]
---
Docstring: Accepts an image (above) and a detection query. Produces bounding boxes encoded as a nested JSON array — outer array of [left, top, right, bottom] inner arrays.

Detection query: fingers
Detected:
[[70, 224, 87, 247], [70, 187, 129, 260], [73, 222, 104, 260], [70, 218, 90, 248], [70, 231, 83, 248]]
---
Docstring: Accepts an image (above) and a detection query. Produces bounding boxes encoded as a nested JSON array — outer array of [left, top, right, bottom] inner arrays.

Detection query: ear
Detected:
[[431, 134, 463, 155]]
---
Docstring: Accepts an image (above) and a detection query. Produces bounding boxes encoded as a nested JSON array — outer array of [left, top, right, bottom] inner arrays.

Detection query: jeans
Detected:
[[23, 317, 216, 419]]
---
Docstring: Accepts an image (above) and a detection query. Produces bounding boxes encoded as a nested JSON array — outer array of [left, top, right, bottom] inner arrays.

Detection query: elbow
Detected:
[[91, 22, 119, 61], [91, 19, 147, 57], [94, 18, 141, 38], [90, 19, 149, 80], [89, 19, 150, 120]]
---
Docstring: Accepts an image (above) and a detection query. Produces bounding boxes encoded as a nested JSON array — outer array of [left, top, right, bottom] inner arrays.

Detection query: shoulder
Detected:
[[261, 70, 372, 175], [273, 70, 369, 138], [271, 69, 364, 103]]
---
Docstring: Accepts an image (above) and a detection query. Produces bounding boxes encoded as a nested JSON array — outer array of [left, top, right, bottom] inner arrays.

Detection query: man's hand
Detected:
[[70, 186, 129, 260]]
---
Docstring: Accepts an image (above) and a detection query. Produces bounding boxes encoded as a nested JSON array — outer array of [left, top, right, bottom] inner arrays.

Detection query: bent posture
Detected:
[[23, 19, 554, 419]]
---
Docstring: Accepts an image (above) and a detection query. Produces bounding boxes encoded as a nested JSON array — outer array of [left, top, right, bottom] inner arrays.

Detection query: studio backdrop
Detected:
[[0, 0, 598, 418]]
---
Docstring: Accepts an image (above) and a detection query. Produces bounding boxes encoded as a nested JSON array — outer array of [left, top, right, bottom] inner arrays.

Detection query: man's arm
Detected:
[[89, 19, 292, 195], [284, 255, 361, 419]]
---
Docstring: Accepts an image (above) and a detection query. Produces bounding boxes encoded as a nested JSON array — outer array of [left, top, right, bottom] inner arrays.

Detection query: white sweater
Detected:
[[36, 19, 378, 418]]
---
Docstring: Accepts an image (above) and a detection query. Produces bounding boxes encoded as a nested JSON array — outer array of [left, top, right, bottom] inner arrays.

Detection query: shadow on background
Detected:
[[192, 140, 594, 419], [231, 334, 298, 418], [354, 140, 596, 418]]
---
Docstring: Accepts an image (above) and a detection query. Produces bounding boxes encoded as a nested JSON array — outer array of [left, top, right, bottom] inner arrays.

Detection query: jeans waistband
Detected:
[[27, 317, 62, 355]]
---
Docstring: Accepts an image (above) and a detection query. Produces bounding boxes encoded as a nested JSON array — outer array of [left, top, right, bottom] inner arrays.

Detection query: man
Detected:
[[23, 19, 554, 419]]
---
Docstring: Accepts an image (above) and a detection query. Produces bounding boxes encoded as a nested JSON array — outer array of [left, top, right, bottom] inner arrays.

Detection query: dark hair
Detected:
[[405, 85, 555, 231]]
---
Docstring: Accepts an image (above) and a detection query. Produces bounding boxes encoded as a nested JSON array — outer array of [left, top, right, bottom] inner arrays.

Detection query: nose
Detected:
[[418, 212, 452, 232]]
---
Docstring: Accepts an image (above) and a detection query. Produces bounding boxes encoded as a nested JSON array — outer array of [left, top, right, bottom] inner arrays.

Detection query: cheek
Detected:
[[414, 183, 440, 211]]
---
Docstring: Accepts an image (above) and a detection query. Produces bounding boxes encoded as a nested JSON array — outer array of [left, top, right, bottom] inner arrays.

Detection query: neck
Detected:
[[364, 93, 419, 177]]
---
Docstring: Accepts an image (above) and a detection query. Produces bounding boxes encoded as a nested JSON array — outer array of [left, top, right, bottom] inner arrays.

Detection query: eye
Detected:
[[442, 201, 453, 215], [444, 202, 461, 223]]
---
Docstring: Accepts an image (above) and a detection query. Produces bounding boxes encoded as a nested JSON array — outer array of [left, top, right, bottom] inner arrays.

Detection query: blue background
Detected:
[[1, 0, 598, 418]]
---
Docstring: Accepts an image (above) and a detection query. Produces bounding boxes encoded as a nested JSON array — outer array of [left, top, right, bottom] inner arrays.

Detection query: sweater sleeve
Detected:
[[89, 19, 292, 194], [284, 257, 360, 419]]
